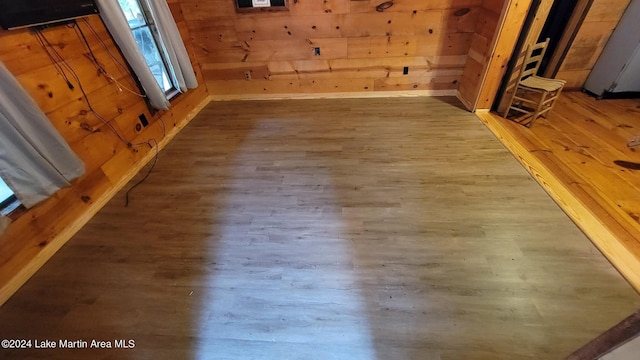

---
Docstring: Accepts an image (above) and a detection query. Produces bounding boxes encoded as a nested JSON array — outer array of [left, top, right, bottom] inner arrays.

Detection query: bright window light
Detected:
[[117, 0, 175, 93], [0, 177, 13, 203]]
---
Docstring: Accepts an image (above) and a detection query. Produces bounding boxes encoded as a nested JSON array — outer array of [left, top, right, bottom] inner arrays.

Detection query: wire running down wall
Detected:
[[0, 0, 209, 306]]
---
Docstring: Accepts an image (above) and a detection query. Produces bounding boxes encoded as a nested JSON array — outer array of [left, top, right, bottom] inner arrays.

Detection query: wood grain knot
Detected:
[[454, 8, 471, 16], [453, 8, 471, 16], [376, 1, 394, 12], [80, 122, 93, 132]]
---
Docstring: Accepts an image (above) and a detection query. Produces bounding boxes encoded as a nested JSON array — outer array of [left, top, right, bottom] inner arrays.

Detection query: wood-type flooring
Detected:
[[0, 96, 638, 359]]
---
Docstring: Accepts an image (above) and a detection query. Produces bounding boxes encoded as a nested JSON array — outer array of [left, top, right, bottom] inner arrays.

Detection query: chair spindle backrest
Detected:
[[521, 38, 550, 81]]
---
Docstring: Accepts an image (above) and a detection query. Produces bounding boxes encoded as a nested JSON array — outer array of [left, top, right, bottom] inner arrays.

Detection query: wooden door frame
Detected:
[[466, 0, 534, 112], [469, 0, 589, 112], [493, 0, 544, 114]]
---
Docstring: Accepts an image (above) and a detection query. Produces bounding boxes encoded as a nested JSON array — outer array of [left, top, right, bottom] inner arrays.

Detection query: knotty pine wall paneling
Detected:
[[457, 0, 554, 112], [180, 0, 484, 98], [457, 0, 505, 109], [0, 1, 209, 305], [555, 0, 632, 89]]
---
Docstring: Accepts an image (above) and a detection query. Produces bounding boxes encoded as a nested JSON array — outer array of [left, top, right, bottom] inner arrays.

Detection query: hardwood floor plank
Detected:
[[478, 91, 640, 292], [525, 121, 640, 237], [0, 96, 638, 359]]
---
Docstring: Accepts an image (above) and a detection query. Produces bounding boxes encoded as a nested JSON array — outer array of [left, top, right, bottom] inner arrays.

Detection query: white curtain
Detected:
[[148, 0, 198, 92], [96, 0, 170, 110], [0, 61, 85, 209], [96, 0, 198, 109]]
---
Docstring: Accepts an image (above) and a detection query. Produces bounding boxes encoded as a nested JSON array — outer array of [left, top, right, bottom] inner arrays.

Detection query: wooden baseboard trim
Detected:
[[209, 90, 458, 102], [456, 90, 475, 111]]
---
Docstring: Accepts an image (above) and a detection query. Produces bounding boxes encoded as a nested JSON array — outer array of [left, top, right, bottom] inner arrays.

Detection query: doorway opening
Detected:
[[537, 0, 579, 75]]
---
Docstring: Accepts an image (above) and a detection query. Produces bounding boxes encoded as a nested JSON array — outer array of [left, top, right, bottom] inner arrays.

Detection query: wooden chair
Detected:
[[503, 38, 566, 127]]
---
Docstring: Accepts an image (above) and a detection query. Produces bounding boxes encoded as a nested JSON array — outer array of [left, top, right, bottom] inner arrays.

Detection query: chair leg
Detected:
[[502, 86, 519, 119], [545, 86, 564, 117], [528, 91, 548, 127]]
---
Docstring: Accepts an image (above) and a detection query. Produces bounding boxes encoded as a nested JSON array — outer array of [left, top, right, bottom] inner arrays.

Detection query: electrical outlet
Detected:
[[314, 47, 321, 56], [244, 71, 251, 80], [138, 114, 149, 127], [403, 66, 409, 75]]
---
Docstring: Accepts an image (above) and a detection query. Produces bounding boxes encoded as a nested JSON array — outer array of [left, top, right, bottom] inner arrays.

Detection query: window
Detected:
[[0, 177, 13, 205], [117, 0, 175, 94], [0, 177, 19, 215]]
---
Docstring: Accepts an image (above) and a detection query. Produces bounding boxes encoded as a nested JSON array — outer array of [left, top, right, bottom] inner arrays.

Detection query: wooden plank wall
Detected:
[[458, 0, 548, 111], [555, 0, 631, 89], [457, 0, 505, 110], [179, 0, 486, 98], [0, 0, 209, 305]]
